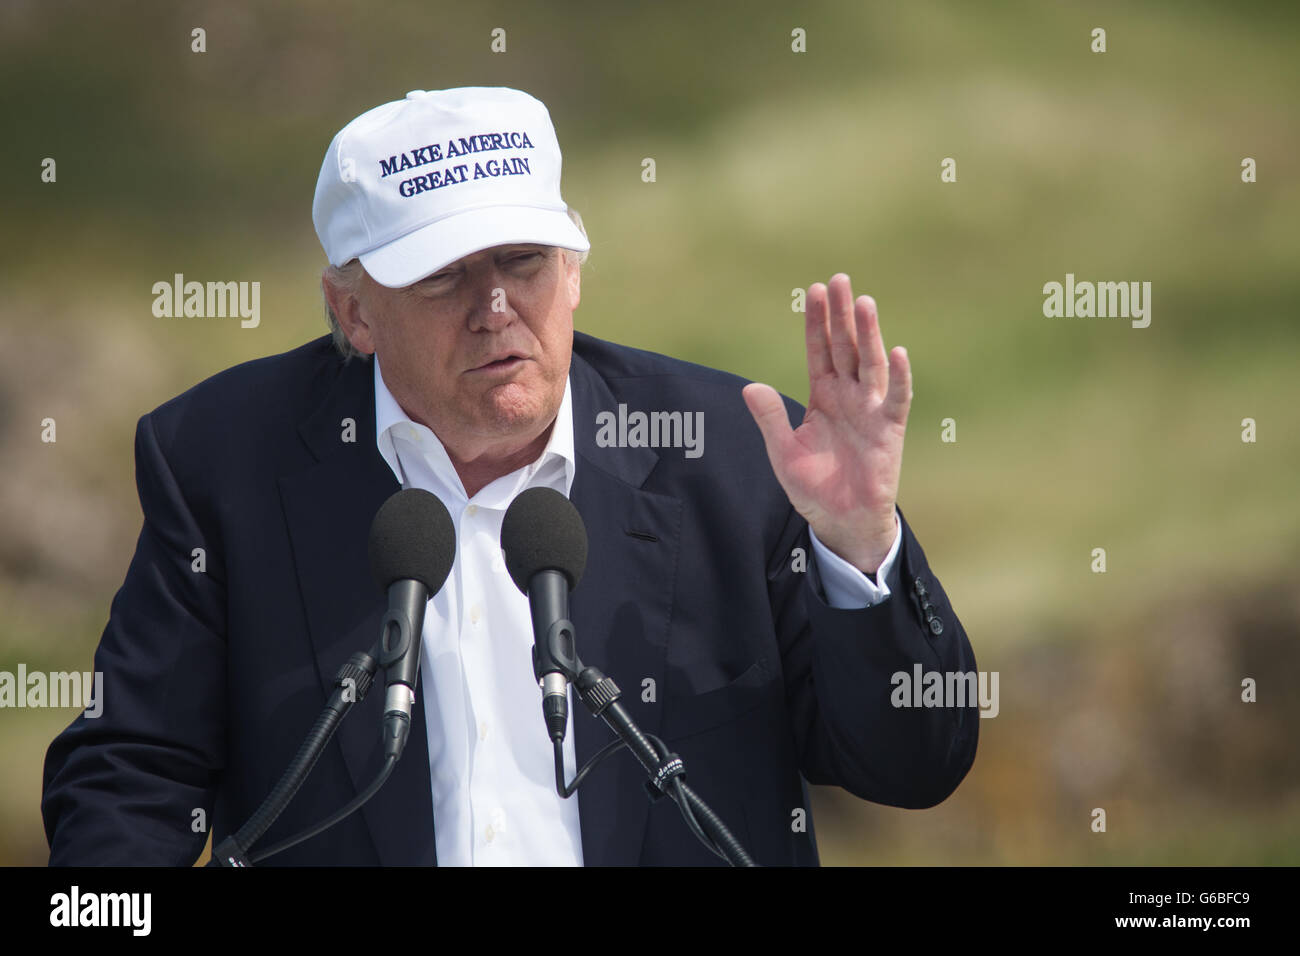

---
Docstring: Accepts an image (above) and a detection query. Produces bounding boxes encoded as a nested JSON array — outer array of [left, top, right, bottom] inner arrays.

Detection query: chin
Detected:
[[478, 382, 551, 433]]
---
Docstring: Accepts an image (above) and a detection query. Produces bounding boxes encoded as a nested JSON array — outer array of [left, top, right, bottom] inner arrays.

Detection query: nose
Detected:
[[465, 263, 517, 331]]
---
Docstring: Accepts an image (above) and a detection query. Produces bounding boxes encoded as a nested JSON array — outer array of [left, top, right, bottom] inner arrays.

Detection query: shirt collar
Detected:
[[373, 354, 576, 502]]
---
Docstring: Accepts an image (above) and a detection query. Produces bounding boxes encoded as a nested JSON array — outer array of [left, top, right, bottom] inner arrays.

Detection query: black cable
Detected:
[[644, 732, 755, 867], [641, 735, 705, 840], [553, 736, 627, 798], [249, 753, 399, 864], [642, 733, 725, 862], [570, 665, 758, 866], [678, 781, 757, 867], [669, 777, 724, 861]]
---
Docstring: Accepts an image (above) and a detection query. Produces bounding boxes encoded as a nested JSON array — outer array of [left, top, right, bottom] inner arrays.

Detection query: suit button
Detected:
[[929, 618, 944, 635], [914, 579, 928, 597]]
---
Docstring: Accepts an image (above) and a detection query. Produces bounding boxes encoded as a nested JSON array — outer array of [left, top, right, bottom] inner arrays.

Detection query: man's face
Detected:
[[346, 243, 580, 455]]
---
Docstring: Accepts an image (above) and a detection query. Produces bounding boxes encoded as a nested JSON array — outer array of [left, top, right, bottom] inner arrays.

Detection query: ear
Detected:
[[321, 267, 376, 355], [562, 250, 581, 312]]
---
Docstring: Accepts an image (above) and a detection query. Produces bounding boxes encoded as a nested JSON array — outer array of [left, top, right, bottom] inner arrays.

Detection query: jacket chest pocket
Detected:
[[661, 655, 777, 740]]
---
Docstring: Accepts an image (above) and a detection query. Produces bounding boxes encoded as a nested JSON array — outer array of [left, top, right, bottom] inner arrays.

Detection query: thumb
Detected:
[[742, 382, 795, 472]]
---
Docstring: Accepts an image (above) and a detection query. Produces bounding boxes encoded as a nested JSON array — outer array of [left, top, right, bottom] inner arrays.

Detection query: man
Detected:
[[42, 86, 977, 866]]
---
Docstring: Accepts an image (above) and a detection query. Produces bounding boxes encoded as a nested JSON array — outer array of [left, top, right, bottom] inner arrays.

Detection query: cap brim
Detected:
[[359, 205, 590, 289]]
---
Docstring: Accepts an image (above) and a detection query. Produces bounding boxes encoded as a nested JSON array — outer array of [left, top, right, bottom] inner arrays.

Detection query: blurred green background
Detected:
[[2, 0, 1297, 865]]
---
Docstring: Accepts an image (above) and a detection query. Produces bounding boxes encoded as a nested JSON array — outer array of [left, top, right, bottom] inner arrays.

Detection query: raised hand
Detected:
[[742, 274, 911, 574]]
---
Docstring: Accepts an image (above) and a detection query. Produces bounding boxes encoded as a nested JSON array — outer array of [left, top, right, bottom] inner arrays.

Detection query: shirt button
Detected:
[[479, 720, 488, 741], [485, 824, 495, 843], [470, 605, 481, 625], [466, 504, 479, 517]]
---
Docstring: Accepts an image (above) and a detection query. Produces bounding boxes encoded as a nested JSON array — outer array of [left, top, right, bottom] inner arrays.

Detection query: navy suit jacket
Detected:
[[42, 331, 978, 866]]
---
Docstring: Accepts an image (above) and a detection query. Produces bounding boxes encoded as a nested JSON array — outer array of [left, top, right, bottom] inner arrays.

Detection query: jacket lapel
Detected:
[[566, 348, 682, 866], [277, 354, 436, 865]]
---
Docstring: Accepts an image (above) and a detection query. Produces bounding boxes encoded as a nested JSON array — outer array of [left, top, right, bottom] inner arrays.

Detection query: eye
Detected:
[[408, 278, 451, 300]]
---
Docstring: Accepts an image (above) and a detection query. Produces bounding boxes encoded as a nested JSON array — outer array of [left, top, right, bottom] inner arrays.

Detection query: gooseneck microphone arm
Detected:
[[570, 662, 756, 867], [501, 487, 756, 867], [210, 489, 456, 867], [209, 644, 382, 867]]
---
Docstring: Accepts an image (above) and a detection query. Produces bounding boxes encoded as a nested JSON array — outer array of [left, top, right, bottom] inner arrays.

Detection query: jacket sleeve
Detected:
[[770, 500, 979, 809], [41, 411, 228, 865]]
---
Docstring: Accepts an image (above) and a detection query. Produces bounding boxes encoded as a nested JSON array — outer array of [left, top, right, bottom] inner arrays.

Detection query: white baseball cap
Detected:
[[312, 86, 590, 288]]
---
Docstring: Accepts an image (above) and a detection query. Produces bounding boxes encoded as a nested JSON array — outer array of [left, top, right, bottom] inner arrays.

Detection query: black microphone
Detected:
[[500, 487, 587, 743], [368, 489, 456, 760]]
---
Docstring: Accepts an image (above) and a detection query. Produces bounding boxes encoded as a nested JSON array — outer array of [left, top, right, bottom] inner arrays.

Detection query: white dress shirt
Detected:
[[372, 355, 902, 866]]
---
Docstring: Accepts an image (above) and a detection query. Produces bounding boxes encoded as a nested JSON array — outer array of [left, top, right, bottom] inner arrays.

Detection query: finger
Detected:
[[882, 346, 912, 426], [742, 382, 797, 475], [804, 282, 833, 381], [826, 273, 858, 380], [855, 294, 889, 396]]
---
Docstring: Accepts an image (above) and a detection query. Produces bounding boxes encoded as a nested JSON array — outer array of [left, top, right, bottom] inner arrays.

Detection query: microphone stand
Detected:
[[530, 606, 755, 865], [207, 644, 381, 867], [569, 659, 757, 867]]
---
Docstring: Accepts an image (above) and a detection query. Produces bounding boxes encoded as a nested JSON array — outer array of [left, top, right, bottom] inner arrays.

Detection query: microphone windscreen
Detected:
[[500, 487, 588, 594], [368, 489, 456, 593]]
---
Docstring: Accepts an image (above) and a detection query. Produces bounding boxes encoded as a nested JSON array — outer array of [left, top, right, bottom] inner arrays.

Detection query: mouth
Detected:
[[467, 352, 528, 374]]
